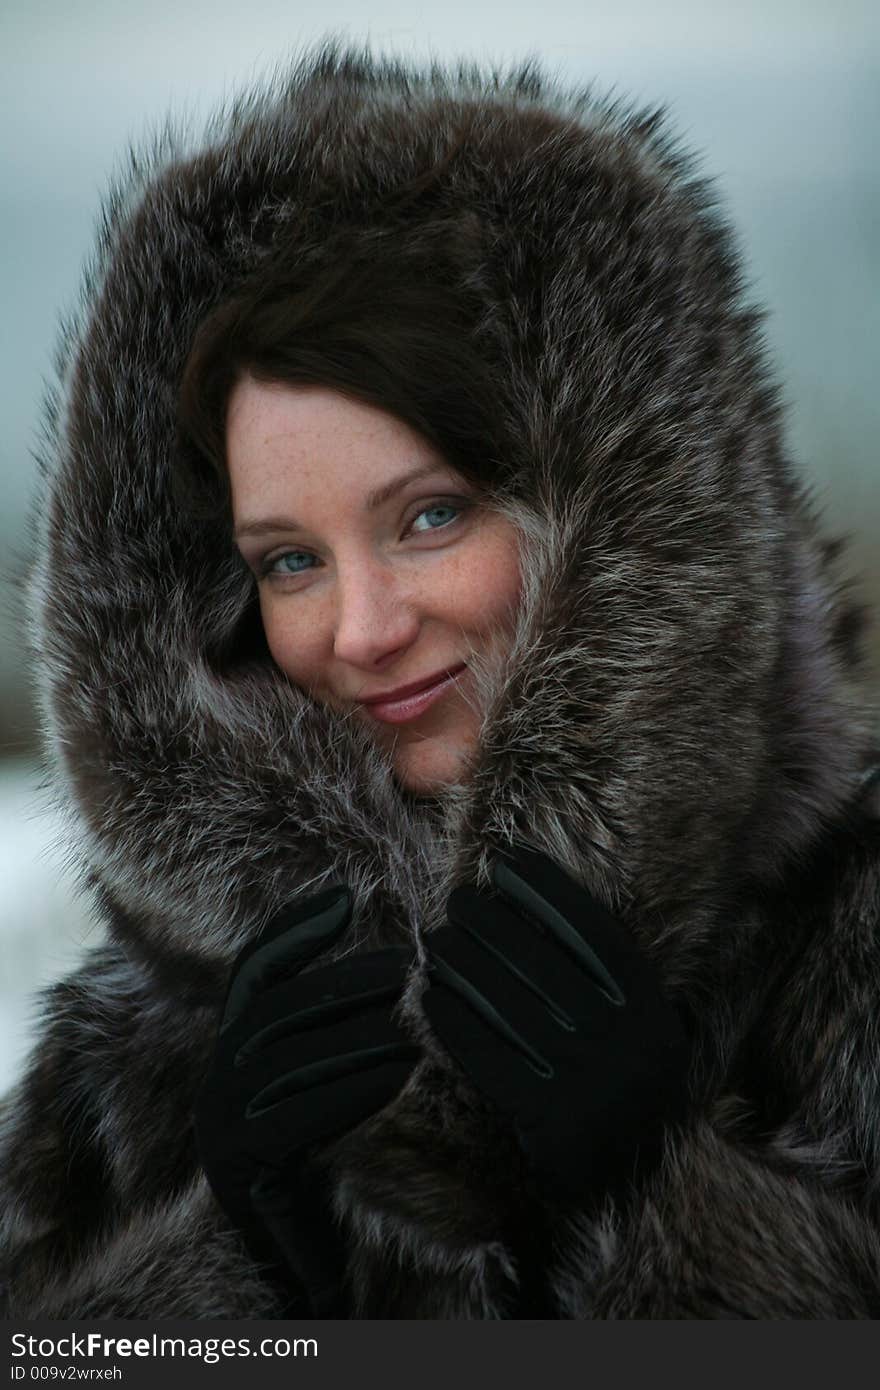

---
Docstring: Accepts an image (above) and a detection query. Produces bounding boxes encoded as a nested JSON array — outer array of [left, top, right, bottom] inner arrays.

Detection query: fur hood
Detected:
[[4, 43, 880, 1319]]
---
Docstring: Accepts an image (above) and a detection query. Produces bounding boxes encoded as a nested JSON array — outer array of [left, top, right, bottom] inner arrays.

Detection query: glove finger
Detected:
[[426, 909, 620, 1071], [421, 973, 549, 1109], [443, 884, 621, 1032], [240, 1002, 420, 1132], [246, 1052, 417, 1156], [222, 884, 353, 1030], [223, 946, 413, 1060], [490, 846, 651, 1004]]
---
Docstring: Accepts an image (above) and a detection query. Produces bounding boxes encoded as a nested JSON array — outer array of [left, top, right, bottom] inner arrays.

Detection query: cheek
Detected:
[[259, 593, 324, 687], [452, 525, 522, 631]]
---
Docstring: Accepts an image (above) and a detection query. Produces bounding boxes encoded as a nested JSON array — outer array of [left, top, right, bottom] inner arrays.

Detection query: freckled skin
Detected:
[[227, 380, 522, 793]]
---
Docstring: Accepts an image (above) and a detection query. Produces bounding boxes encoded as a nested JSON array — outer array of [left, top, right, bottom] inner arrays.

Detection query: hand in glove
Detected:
[[195, 885, 419, 1316], [421, 846, 691, 1202]]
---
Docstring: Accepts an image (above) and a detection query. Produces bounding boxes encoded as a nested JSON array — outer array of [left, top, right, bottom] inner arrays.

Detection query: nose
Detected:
[[332, 556, 420, 670]]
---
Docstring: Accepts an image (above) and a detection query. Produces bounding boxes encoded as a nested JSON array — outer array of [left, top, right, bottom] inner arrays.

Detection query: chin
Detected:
[[391, 735, 477, 794]]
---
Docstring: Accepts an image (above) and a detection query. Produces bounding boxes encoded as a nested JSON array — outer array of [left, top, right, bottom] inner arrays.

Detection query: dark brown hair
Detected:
[[175, 210, 511, 525]]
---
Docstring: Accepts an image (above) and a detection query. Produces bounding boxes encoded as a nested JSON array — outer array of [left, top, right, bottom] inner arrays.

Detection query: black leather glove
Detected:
[[421, 846, 691, 1202], [195, 885, 419, 1316]]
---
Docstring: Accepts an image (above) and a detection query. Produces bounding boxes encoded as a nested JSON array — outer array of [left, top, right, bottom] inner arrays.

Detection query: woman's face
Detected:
[[227, 379, 522, 793]]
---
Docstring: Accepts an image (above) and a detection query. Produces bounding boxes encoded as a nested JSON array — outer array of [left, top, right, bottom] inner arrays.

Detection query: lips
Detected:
[[358, 664, 467, 725]]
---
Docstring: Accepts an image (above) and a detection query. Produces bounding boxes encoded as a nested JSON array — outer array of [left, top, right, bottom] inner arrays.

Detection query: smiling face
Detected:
[[227, 379, 522, 793]]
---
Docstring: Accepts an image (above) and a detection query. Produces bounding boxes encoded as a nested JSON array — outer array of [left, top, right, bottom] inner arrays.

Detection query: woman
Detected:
[[3, 43, 880, 1318], [181, 257, 692, 1317]]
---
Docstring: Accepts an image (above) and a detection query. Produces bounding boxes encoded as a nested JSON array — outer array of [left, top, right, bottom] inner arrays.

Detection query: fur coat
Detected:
[[3, 44, 880, 1319]]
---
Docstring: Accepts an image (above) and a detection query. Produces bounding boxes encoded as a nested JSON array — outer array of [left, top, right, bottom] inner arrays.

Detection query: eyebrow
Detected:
[[233, 462, 451, 541]]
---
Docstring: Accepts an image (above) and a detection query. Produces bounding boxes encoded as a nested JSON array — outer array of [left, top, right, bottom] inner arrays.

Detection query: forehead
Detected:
[[226, 377, 457, 522]]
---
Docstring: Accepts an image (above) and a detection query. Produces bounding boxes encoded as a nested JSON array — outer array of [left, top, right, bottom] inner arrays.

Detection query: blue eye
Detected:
[[268, 551, 316, 575], [411, 504, 461, 533]]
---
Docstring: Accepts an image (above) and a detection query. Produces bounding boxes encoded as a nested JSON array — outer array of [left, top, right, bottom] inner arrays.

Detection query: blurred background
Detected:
[[2, 0, 878, 1092]]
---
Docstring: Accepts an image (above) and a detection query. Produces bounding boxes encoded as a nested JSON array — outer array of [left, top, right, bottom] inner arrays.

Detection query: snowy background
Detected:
[[2, 0, 878, 1093]]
